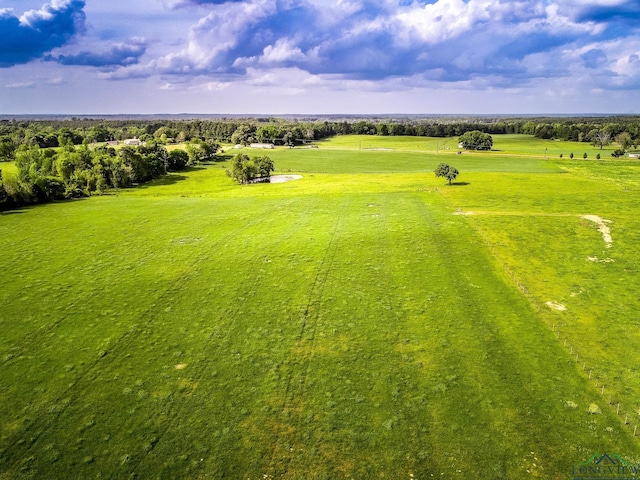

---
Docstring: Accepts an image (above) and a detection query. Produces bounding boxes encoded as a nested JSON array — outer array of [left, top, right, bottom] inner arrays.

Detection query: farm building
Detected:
[[250, 143, 275, 149], [629, 152, 640, 158], [124, 138, 141, 146]]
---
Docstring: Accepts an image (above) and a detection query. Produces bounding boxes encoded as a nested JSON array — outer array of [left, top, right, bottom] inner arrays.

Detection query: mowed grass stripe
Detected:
[[435, 163, 640, 441], [461, 209, 640, 429], [396, 192, 638, 476], [263, 195, 352, 476], [0, 196, 271, 416], [0, 195, 313, 474], [0, 194, 352, 477]]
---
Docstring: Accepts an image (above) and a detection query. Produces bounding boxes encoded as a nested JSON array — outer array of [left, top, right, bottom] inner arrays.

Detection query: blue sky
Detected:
[[1, 0, 639, 114]]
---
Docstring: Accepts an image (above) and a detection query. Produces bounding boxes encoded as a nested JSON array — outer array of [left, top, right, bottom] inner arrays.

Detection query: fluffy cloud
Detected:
[[71, 0, 640, 93], [47, 39, 147, 67], [0, 0, 86, 68], [116, 0, 640, 87]]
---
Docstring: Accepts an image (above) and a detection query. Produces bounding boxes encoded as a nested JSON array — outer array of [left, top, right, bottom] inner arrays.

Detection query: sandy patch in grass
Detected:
[[587, 256, 615, 263], [545, 301, 566, 311], [175, 363, 187, 370], [453, 210, 474, 216], [270, 175, 303, 183], [583, 215, 613, 248]]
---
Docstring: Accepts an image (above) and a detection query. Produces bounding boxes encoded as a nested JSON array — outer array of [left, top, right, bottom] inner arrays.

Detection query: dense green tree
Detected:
[[434, 163, 459, 185], [15, 146, 50, 183], [231, 124, 256, 145], [352, 121, 377, 135], [167, 149, 189, 171], [32, 176, 65, 202], [616, 132, 632, 151], [228, 154, 256, 184], [254, 156, 275, 180], [0, 170, 7, 207], [458, 130, 493, 150], [153, 126, 176, 142], [0, 137, 16, 161], [87, 126, 113, 143], [119, 146, 164, 183], [228, 154, 274, 184], [186, 139, 219, 164], [256, 125, 281, 144]]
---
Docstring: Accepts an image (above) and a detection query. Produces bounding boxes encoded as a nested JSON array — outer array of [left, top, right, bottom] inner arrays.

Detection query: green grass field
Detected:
[[1, 135, 640, 478]]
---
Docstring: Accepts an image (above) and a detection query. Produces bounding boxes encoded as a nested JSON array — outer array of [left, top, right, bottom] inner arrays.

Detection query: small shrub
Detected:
[[587, 403, 602, 415], [63, 185, 86, 199]]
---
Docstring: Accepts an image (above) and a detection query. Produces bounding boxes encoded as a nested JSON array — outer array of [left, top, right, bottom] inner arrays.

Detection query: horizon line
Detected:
[[1, 112, 639, 120]]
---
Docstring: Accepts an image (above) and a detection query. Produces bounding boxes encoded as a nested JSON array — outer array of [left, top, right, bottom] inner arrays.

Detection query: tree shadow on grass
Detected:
[[0, 209, 26, 215], [448, 182, 470, 186], [1, 197, 88, 213], [215, 154, 234, 162], [137, 174, 188, 188], [136, 166, 206, 189]]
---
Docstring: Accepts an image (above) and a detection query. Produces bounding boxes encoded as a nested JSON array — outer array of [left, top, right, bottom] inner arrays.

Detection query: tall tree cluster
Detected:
[[0, 142, 194, 211]]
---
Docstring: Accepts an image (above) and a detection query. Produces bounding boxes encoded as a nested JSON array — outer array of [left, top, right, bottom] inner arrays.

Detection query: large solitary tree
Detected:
[[434, 163, 459, 185], [458, 130, 493, 150]]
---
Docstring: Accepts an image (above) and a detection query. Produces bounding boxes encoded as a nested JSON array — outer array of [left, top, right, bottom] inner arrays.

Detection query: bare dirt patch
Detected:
[[453, 211, 474, 216], [583, 215, 613, 248], [545, 301, 567, 311]]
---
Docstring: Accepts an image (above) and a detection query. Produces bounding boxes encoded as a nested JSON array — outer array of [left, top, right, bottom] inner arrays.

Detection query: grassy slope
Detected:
[[1, 135, 639, 478]]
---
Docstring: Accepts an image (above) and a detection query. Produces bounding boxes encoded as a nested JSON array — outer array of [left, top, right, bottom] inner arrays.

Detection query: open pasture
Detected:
[[226, 136, 562, 175], [312, 133, 618, 159], [1, 135, 640, 478]]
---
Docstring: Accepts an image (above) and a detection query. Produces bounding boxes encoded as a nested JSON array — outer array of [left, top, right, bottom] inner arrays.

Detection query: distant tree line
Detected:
[[2, 116, 640, 163]]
